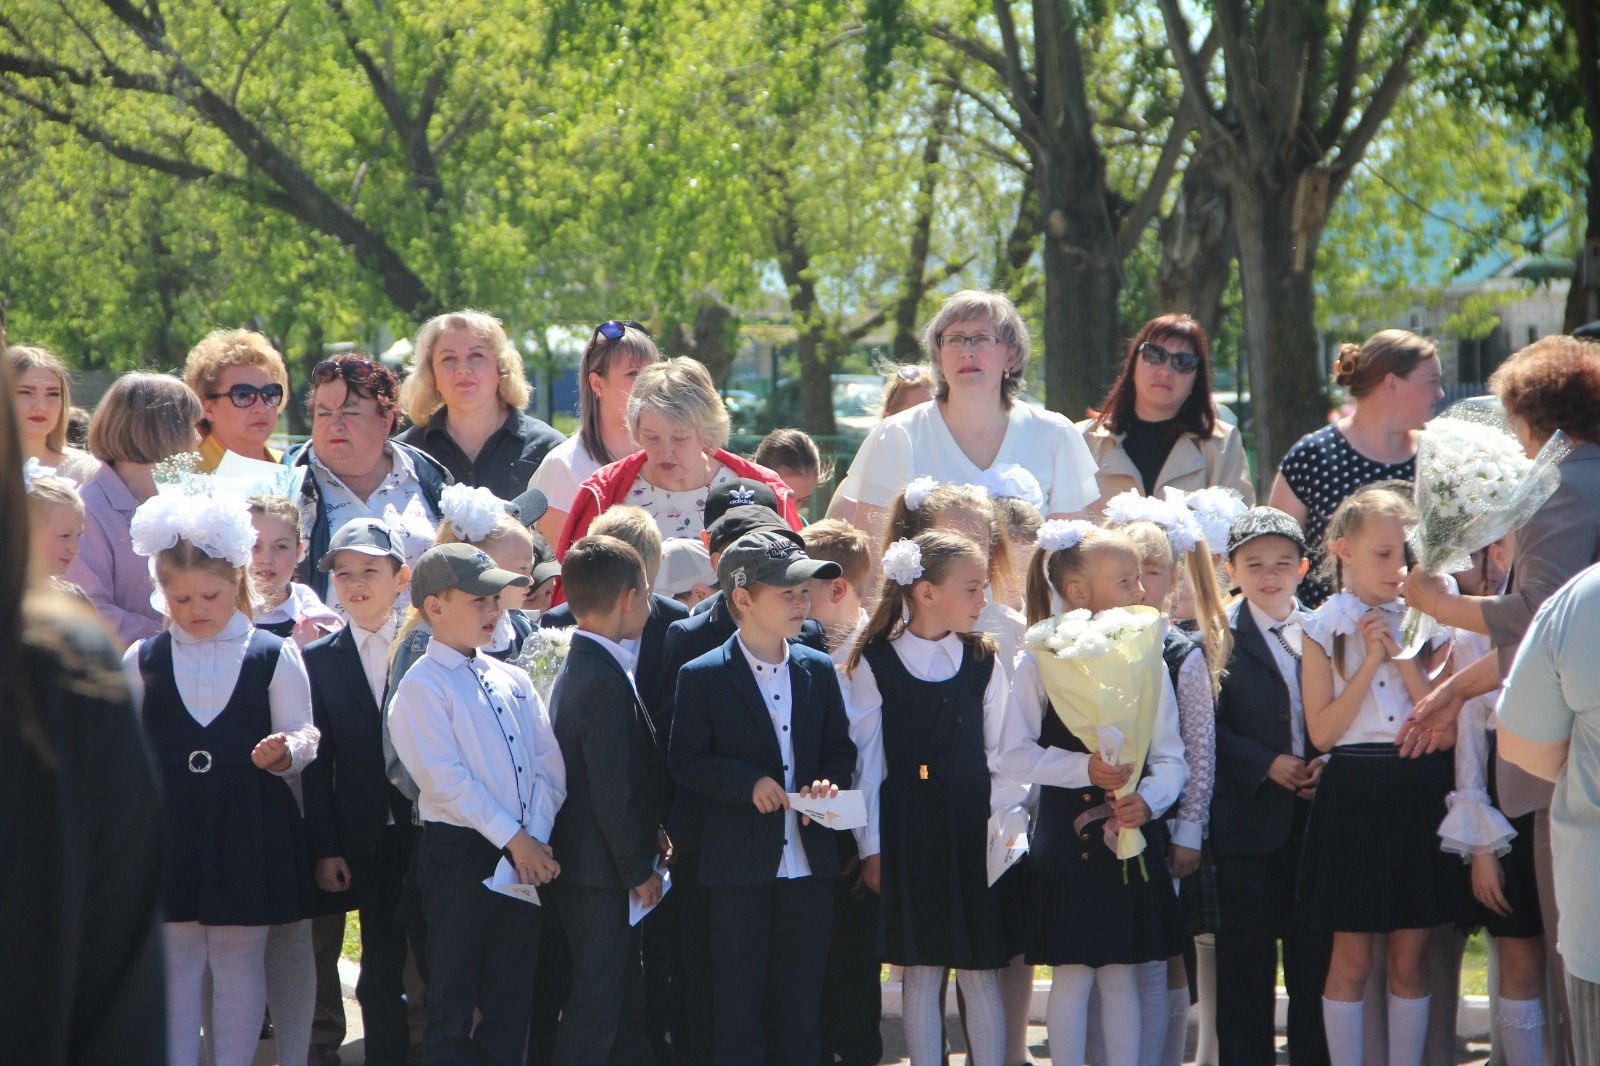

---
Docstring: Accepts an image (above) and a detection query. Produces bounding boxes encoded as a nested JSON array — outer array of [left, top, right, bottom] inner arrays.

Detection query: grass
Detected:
[[342, 912, 362, 964]]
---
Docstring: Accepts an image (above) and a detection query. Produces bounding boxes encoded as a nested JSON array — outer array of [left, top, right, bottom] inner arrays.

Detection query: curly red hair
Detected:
[[1490, 335, 1600, 444]]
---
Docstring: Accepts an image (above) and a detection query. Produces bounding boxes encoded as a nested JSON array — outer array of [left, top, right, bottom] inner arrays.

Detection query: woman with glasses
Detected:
[[527, 319, 659, 546], [396, 309, 564, 502], [828, 289, 1098, 537], [182, 330, 291, 471], [1078, 314, 1253, 516], [7, 345, 100, 484]]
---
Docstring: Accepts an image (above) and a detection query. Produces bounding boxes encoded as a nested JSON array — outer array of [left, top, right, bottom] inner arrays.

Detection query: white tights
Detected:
[[903, 966, 1005, 1066], [166, 923, 270, 1066], [262, 920, 314, 1066], [1048, 963, 1141, 1066]]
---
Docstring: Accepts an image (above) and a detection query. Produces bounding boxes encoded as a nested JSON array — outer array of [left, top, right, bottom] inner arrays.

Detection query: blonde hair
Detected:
[[402, 309, 532, 427], [878, 362, 935, 419], [1124, 522, 1231, 695], [579, 323, 659, 465], [845, 530, 996, 674], [800, 519, 872, 595], [6, 345, 75, 453], [589, 505, 664, 579], [88, 373, 203, 464], [248, 496, 302, 542], [883, 482, 1013, 598], [626, 357, 731, 452], [921, 291, 1030, 406], [154, 540, 259, 618], [183, 330, 290, 432], [26, 476, 84, 518], [1332, 329, 1437, 399], [1024, 526, 1138, 625]]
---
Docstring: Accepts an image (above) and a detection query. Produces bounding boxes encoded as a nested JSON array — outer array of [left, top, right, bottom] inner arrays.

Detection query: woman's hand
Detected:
[[1471, 851, 1511, 917], [1397, 677, 1466, 757], [1402, 571, 1450, 615], [251, 732, 292, 772], [1088, 754, 1134, 791], [1168, 844, 1201, 879]]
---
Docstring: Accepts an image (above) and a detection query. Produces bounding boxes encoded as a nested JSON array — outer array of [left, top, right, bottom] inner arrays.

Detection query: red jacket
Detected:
[[552, 448, 803, 602]]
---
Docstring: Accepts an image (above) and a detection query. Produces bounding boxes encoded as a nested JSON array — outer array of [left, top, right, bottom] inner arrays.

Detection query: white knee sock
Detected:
[[206, 925, 272, 1066], [999, 957, 1034, 1065], [1494, 996, 1546, 1066], [1046, 965, 1097, 1066], [1323, 997, 1365, 1066], [1385, 994, 1430, 1066], [955, 969, 1007, 1066], [902, 966, 947, 1066], [1096, 964, 1142, 1066], [263, 920, 314, 1066], [165, 922, 209, 1066], [1137, 961, 1167, 1066], [1161, 986, 1190, 1066]]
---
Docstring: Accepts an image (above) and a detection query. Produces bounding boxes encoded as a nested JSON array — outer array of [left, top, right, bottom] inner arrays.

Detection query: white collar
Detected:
[[354, 613, 399, 646], [423, 638, 480, 670], [1248, 599, 1302, 635], [171, 611, 252, 644], [310, 441, 409, 494], [892, 627, 966, 669], [578, 629, 638, 676], [736, 632, 790, 674]]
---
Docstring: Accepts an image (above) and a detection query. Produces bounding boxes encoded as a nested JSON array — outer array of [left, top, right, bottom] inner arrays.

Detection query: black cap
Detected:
[[706, 505, 802, 554], [717, 530, 841, 594], [507, 485, 549, 528], [1226, 507, 1308, 558], [703, 478, 780, 529]]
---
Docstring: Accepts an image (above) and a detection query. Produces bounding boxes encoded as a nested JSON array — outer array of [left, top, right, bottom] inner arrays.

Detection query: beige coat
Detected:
[[1075, 416, 1255, 515]]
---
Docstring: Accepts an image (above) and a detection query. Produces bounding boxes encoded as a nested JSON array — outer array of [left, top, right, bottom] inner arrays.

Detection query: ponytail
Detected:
[[1182, 547, 1232, 695]]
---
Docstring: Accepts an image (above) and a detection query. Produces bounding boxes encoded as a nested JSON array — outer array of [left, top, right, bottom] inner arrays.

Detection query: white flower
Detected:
[[1036, 519, 1096, 553], [131, 490, 257, 568], [882, 538, 925, 585], [1025, 605, 1158, 661], [441, 484, 509, 543], [976, 464, 1044, 512], [22, 457, 57, 493], [1171, 486, 1248, 555], [1106, 490, 1204, 555], [903, 476, 939, 511]]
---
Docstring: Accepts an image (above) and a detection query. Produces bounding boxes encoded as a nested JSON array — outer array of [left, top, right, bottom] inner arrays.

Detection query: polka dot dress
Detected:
[[1279, 425, 1415, 608]]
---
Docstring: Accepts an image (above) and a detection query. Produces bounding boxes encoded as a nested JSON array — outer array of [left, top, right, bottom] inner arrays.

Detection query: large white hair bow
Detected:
[[976, 463, 1045, 513], [130, 491, 257, 568], [1168, 486, 1248, 555], [1035, 519, 1097, 553], [440, 484, 510, 543], [1104, 489, 1203, 555]]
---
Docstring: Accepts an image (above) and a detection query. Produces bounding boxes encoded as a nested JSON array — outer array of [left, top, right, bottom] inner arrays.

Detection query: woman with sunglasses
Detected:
[[182, 330, 291, 471], [7, 344, 101, 484], [527, 319, 659, 546], [1079, 314, 1253, 516]]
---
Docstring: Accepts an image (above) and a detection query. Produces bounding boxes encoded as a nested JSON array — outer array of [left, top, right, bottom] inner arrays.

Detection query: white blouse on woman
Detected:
[[527, 435, 602, 514]]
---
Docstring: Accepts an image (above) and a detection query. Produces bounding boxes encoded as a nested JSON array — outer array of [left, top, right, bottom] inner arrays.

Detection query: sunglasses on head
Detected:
[[312, 358, 388, 390], [207, 383, 285, 409], [594, 320, 650, 343], [1137, 341, 1201, 374]]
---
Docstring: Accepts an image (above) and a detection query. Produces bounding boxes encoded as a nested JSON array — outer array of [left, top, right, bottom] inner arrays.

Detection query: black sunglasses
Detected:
[[312, 358, 388, 390], [207, 382, 285, 409], [594, 320, 651, 343], [1137, 341, 1201, 374]]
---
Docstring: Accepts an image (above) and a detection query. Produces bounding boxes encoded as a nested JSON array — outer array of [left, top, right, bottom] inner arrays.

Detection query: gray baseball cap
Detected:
[[410, 542, 531, 607], [1226, 507, 1308, 558], [717, 530, 841, 594], [318, 517, 406, 571]]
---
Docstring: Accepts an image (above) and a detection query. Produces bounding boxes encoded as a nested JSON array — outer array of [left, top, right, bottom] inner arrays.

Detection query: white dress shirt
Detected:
[[842, 629, 1026, 858], [353, 615, 400, 708], [1249, 600, 1308, 757], [977, 589, 1027, 679], [122, 612, 318, 777], [736, 634, 811, 879], [1302, 593, 1418, 746], [998, 649, 1189, 819], [254, 582, 343, 633], [829, 609, 871, 668], [387, 639, 566, 849]]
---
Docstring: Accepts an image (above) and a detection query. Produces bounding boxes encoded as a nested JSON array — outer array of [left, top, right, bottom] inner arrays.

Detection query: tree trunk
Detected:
[[675, 299, 741, 386], [1232, 184, 1327, 496], [1156, 153, 1235, 342], [1563, 0, 1600, 331], [890, 89, 955, 363], [1039, 196, 1122, 420], [796, 331, 839, 436], [289, 319, 326, 437]]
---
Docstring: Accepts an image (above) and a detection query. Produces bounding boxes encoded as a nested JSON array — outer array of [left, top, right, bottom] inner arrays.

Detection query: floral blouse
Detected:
[[624, 463, 736, 541]]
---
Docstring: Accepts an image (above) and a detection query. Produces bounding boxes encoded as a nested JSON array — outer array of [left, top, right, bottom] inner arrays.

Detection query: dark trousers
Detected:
[[416, 822, 541, 1066], [551, 884, 654, 1066], [525, 897, 570, 1066], [356, 825, 418, 1066], [1215, 803, 1332, 1066], [819, 843, 882, 1066], [668, 854, 715, 1066], [310, 913, 347, 1061], [641, 885, 679, 1064], [708, 877, 834, 1066]]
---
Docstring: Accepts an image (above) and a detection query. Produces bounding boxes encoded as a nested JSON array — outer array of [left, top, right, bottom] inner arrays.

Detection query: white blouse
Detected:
[[253, 582, 343, 633], [1302, 593, 1425, 747], [121, 612, 318, 777], [976, 593, 1026, 679], [836, 401, 1099, 517], [841, 630, 1027, 858], [527, 435, 602, 514]]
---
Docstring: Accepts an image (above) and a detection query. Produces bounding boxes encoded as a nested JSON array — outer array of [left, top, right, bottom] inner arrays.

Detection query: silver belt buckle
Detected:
[[187, 750, 213, 774]]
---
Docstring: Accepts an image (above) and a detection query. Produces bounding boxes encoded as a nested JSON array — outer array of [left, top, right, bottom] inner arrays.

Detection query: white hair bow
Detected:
[[130, 491, 257, 568], [440, 484, 510, 543]]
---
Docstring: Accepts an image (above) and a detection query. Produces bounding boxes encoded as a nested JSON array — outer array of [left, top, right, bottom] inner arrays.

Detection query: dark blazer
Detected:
[[668, 635, 856, 888], [1211, 599, 1315, 858], [549, 634, 665, 890], [301, 626, 413, 908], [540, 593, 689, 723]]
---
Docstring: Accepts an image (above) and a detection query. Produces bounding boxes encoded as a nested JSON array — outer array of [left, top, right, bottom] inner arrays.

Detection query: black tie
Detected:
[[1270, 623, 1302, 685]]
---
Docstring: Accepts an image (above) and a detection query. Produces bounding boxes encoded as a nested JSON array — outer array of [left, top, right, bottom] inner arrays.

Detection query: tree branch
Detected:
[[1313, 0, 1370, 151], [1212, 0, 1274, 160], [1329, 16, 1429, 196], [1117, 102, 1195, 258], [927, 19, 1041, 134], [1155, 0, 1227, 142], [230, 3, 291, 107], [931, 73, 1041, 160]]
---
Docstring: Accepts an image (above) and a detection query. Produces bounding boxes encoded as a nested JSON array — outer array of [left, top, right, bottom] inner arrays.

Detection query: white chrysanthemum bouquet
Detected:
[[1025, 606, 1162, 663], [513, 626, 576, 704]]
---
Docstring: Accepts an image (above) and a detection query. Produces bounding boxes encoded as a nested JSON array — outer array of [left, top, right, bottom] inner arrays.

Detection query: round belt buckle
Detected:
[[187, 750, 213, 774]]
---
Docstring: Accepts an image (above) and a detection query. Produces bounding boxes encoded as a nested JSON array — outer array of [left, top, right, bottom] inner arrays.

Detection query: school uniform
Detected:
[[255, 582, 342, 640], [997, 650, 1188, 968], [668, 634, 857, 1066], [388, 639, 567, 1066], [539, 592, 689, 721], [547, 631, 666, 1065], [301, 617, 417, 1066], [1210, 599, 1332, 1066], [1297, 594, 1466, 933]]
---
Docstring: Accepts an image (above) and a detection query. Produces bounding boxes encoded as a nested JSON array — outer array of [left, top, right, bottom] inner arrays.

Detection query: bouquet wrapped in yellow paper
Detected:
[[1023, 604, 1165, 861]]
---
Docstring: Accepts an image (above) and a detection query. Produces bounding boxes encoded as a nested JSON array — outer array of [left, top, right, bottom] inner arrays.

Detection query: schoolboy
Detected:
[[799, 518, 872, 664], [1213, 508, 1332, 1066], [669, 530, 857, 1066], [388, 543, 566, 1066], [302, 519, 416, 1066]]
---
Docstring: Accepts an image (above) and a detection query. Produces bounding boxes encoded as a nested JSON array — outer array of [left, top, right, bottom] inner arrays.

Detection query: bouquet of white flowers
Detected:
[[1403, 397, 1569, 648], [512, 626, 576, 704]]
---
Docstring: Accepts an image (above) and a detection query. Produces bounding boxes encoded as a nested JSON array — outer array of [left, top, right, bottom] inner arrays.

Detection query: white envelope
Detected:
[[214, 449, 307, 500], [628, 857, 673, 927], [986, 806, 1030, 887], [482, 857, 541, 905], [785, 789, 869, 831]]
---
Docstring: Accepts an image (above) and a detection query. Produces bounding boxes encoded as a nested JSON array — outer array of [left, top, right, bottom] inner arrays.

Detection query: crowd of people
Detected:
[[6, 288, 1600, 1066]]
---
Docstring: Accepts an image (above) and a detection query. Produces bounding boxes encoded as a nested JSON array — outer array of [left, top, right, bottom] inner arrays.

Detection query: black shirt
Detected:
[[1121, 416, 1182, 494], [396, 406, 564, 501]]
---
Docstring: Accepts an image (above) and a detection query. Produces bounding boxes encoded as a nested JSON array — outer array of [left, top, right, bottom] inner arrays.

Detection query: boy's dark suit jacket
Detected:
[[301, 625, 414, 910], [548, 633, 666, 889], [1211, 599, 1319, 858], [540, 593, 688, 723], [668, 635, 856, 888]]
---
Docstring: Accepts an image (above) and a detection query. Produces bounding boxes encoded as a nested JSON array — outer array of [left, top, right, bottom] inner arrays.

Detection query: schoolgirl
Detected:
[[23, 458, 89, 599], [249, 495, 341, 644]]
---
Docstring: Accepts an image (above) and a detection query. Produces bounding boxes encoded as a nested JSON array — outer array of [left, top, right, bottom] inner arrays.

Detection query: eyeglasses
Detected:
[[206, 383, 285, 409], [1137, 341, 1201, 374], [939, 332, 1001, 354], [594, 320, 651, 343], [311, 358, 389, 391]]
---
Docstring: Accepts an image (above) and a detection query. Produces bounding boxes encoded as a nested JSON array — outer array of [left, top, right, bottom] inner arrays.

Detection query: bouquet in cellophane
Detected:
[[1402, 397, 1569, 649], [1024, 604, 1165, 865], [512, 626, 576, 704]]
